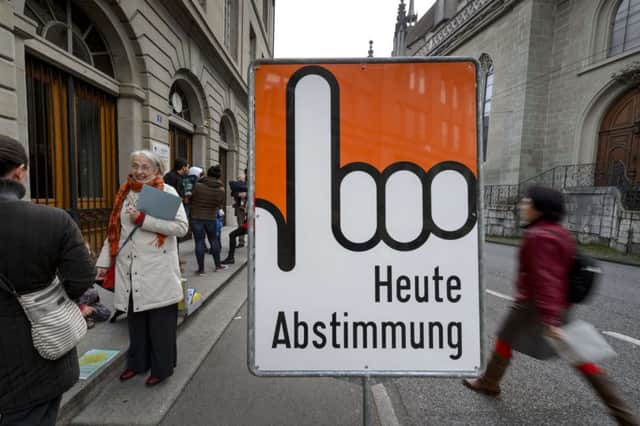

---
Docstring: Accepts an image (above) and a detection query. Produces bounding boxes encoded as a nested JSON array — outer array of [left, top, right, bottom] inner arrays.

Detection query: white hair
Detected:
[[130, 150, 165, 175]]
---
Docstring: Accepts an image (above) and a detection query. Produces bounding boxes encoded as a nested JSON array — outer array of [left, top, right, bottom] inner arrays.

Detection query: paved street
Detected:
[[161, 304, 369, 426], [161, 243, 639, 425]]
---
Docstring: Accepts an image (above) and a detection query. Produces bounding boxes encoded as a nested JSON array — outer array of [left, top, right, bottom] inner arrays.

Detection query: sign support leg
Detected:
[[362, 375, 372, 426]]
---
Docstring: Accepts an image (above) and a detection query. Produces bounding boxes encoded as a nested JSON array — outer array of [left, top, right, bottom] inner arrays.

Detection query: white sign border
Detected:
[[247, 57, 486, 377]]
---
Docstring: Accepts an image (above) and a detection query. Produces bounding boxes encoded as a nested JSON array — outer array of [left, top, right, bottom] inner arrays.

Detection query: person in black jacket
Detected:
[[0, 135, 96, 425], [163, 158, 190, 199]]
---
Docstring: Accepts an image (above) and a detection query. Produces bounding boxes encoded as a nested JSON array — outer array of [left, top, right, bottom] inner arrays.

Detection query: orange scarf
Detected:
[[107, 175, 166, 260]]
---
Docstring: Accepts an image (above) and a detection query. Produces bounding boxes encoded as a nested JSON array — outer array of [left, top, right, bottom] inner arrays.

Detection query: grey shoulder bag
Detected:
[[0, 273, 87, 360]]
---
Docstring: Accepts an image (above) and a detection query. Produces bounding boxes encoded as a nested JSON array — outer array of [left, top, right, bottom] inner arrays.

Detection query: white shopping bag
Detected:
[[546, 320, 617, 365]]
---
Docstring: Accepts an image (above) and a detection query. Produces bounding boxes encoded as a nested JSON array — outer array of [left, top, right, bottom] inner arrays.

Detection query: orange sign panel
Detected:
[[255, 61, 478, 220]]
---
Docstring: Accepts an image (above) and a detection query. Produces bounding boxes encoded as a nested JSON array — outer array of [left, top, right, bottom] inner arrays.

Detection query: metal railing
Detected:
[[484, 162, 640, 210]]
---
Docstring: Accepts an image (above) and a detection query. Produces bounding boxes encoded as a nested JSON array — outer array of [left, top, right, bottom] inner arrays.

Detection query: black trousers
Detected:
[[127, 297, 178, 379], [226, 226, 248, 260], [0, 395, 61, 426]]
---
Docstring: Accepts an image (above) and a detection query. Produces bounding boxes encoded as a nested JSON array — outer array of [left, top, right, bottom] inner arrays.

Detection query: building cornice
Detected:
[[417, 0, 520, 56]]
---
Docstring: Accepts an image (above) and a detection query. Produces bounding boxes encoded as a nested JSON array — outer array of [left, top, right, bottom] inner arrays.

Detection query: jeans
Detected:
[[191, 219, 221, 271]]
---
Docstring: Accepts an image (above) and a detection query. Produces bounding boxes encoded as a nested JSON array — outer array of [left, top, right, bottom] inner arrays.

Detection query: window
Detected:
[[24, 0, 115, 77], [478, 54, 494, 162], [263, 0, 270, 30], [26, 55, 118, 254], [224, 0, 239, 61], [219, 115, 235, 148], [609, 0, 640, 56], [169, 84, 191, 122], [250, 26, 257, 64]]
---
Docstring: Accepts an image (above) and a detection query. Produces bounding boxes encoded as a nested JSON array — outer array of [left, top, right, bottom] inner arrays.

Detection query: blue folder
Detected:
[[137, 184, 181, 220]]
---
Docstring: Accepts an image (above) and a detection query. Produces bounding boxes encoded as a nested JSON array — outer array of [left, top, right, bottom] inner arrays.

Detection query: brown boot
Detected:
[[581, 372, 639, 426], [463, 352, 510, 396]]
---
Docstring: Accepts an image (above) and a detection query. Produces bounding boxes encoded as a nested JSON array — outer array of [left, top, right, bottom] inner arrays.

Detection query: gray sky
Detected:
[[274, 0, 437, 58]]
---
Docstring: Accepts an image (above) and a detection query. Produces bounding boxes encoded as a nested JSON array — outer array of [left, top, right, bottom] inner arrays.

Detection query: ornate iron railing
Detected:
[[484, 162, 640, 210]]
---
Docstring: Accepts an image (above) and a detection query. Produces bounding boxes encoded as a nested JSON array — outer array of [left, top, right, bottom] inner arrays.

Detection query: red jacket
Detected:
[[515, 220, 576, 326]]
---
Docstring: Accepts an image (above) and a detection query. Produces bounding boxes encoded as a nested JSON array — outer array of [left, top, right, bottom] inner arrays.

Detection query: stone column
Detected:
[[117, 85, 145, 183], [0, 1, 18, 139]]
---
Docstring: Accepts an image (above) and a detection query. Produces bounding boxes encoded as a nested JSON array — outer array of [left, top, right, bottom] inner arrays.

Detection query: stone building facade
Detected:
[[393, 0, 640, 253], [394, 0, 640, 186], [0, 0, 274, 251]]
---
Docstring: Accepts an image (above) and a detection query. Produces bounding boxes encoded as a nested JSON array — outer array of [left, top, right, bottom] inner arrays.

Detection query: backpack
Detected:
[[567, 250, 601, 304]]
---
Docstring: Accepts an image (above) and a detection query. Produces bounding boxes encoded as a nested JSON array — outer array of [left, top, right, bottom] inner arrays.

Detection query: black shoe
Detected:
[[221, 258, 235, 265], [237, 242, 245, 248]]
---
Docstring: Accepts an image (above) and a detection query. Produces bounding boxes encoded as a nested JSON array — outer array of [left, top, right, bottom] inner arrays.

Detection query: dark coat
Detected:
[[163, 171, 186, 198], [0, 178, 96, 414], [190, 177, 225, 221], [515, 219, 575, 326]]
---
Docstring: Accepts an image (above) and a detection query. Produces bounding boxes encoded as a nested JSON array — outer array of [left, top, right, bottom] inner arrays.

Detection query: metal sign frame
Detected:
[[247, 57, 485, 377]]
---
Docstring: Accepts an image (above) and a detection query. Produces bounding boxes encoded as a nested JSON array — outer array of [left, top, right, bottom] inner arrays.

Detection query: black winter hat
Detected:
[[208, 164, 221, 178]]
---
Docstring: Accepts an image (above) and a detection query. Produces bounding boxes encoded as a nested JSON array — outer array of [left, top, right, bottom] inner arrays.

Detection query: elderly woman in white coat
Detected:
[[96, 150, 188, 386]]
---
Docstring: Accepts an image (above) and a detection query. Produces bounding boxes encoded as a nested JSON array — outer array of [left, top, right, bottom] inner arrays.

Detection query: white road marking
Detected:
[[485, 289, 514, 301], [485, 290, 640, 348], [602, 331, 640, 347], [371, 384, 400, 426]]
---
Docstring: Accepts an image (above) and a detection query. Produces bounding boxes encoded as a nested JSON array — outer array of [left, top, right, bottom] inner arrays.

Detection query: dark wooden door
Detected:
[[168, 125, 193, 166], [597, 89, 640, 185]]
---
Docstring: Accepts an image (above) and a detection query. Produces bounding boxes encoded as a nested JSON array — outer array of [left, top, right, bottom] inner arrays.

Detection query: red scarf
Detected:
[[107, 175, 166, 259]]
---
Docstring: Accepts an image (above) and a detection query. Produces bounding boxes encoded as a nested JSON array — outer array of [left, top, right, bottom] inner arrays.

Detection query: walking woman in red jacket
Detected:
[[463, 186, 638, 425]]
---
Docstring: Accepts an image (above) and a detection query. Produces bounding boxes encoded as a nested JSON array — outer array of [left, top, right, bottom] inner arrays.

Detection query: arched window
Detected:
[[169, 85, 191, 122], [479, 54, 494, 162], [219, 115, 235, 147], [24, 0, 115, 77], [168, 83, 193, 165], [609, 0, 640, 57]]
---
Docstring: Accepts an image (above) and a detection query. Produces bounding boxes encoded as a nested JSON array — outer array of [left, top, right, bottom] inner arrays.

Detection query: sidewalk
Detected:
[[58, 226, 248, 424]]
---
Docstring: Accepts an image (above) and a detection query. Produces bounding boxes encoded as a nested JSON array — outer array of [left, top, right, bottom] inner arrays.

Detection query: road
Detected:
[[163, 243, 640, 425]]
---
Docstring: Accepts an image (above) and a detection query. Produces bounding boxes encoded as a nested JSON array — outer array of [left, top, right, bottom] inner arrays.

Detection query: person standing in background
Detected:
[[190, 165, 227, 274], [230, 171, 247, 248]]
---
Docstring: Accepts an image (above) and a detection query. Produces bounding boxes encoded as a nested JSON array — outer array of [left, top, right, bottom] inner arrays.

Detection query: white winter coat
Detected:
[[97, 185, 188, 313]]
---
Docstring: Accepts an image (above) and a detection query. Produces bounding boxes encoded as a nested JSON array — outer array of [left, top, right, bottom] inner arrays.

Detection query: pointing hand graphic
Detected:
[[250, 61, 482, 375]]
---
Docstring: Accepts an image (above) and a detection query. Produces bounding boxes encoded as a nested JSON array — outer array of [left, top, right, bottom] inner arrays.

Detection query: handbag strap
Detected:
[[0, 272, 19, 297], [116, 225, 140, 257]]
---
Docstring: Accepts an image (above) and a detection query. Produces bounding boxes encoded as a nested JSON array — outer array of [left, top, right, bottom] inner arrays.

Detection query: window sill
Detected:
[[578, 47, 640, 77]]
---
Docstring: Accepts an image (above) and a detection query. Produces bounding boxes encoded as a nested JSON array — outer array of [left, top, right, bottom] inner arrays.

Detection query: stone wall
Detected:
[[484, 187, 640, 255], [483, 204, 519, 238]]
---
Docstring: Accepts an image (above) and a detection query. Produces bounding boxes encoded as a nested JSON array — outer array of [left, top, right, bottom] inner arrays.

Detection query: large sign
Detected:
[[249, 59, 483, 376]]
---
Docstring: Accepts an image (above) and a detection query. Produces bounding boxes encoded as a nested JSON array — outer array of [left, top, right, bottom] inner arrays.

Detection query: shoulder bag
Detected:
[[0, 273, 87, 360]]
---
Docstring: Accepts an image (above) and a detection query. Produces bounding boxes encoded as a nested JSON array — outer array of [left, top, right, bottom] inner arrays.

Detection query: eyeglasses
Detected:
[[131, 163, 155, 172]]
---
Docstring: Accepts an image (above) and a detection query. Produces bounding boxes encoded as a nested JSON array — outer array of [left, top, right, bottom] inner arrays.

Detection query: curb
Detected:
[[57, 261, 247, 425], [485, 237, 640, 267]]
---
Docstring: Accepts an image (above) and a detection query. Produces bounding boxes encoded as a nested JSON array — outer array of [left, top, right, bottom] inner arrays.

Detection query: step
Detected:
[[67, 266, 248, 426]]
